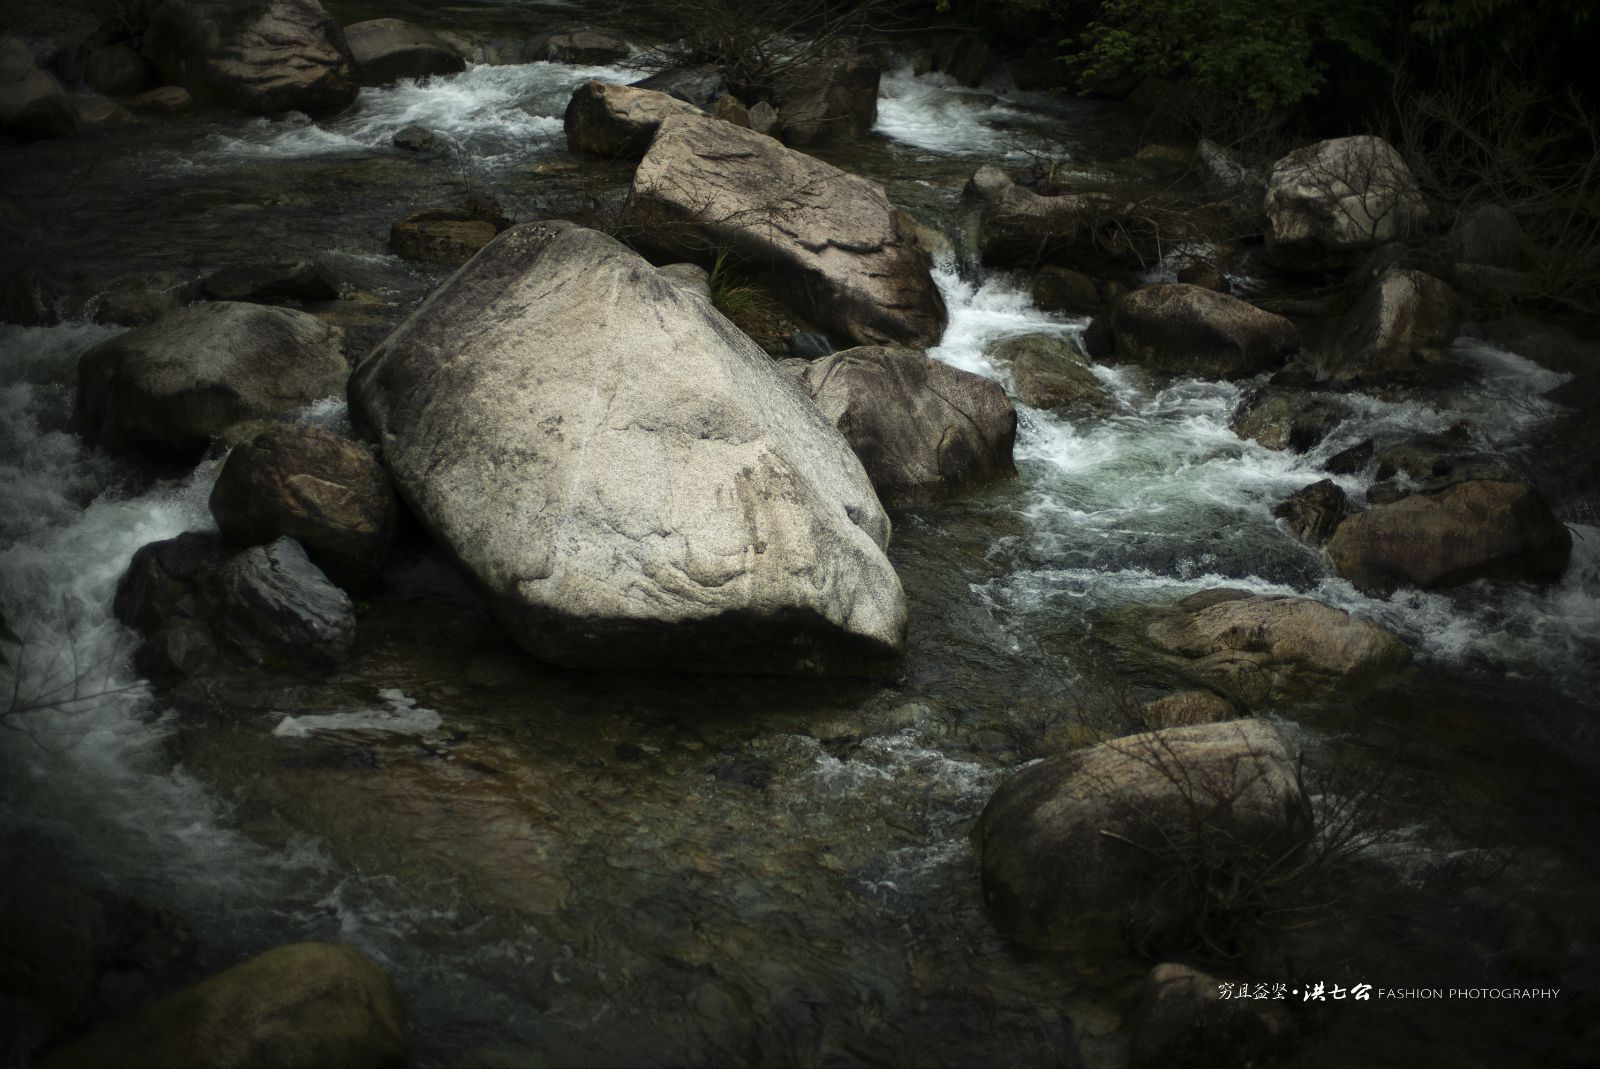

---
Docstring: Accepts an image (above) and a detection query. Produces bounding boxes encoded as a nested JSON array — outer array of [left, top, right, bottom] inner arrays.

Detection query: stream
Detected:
[[2, 6, 1599, 1066]]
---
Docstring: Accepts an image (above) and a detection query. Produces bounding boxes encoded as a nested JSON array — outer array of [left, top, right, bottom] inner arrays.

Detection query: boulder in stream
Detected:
[[1104, 284, 1298, 379], [1140, 588, 1411, 705], [625, 113, 946, 349], [141, 0, 359, 116], [349, 220, 907, 675], [532, 30, 630, 65], [1317, 268, 1461, 384], [1230, 386, 1346, 452], [988, 333, 1110, 412], [209, 423, 398, 589], [37, 942, 409, 1069], [1327, 479, 1571, 594], [563, 80, 701, 159], [76, 301, 347, 461], [972, 718, 1311, 954], [1273, 479, 1356, 546], [629, 65, 727, 108], [344, 18, 464, 87], [389, 209, 500, 265], [115, 533, 355, 681], [979, 184, 1159, 275], [1263, 136, 1427, 270], [784, 346, 1017, 507]]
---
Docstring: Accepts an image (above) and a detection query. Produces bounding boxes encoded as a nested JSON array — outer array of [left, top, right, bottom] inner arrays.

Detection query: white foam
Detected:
[[273, 689, 444, 739]]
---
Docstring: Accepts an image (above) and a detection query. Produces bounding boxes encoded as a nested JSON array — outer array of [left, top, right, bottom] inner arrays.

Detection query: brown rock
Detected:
[[1031, 265, 1100, 313], [1326, 480, 1571, 594], [209, 424, 398, 588], [344, 18, 464, 87], [626, 114, 946, 349], [1108, 284, 1299, 379], [1231, 387, 1345, 452], [1143, 589, 1411, 705], [787, 346, 1016, 507], [75, 302, 348, 460], [123, 85, 192, 115], [38, 943, 409, 1069], [1318, 268, 1460, 384], [1130, 963, 1296, 1069], [563, 80, 700, 159], [988, 333, 1110, 412], [1274, 479, 1356, 545], [389, 210, 498, 265], [972, 719, 1311, 954], [141, 0, 359, 116]]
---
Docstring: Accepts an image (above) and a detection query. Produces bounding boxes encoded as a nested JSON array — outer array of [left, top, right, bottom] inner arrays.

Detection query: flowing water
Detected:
[[2, 13, 1599, 1067]]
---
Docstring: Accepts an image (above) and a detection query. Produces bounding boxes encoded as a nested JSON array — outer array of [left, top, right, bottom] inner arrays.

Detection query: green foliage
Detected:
[[1411, 0, 1594, 51], [1063, 0, 1389, 107], [708, 249, 782, 342]]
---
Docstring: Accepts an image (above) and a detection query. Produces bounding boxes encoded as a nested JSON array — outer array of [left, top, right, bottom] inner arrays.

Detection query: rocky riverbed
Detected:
[[3, 2, 1599, 1067]]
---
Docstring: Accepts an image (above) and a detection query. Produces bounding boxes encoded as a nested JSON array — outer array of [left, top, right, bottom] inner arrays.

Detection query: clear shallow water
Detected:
[[2, 43, 1598, 1069]]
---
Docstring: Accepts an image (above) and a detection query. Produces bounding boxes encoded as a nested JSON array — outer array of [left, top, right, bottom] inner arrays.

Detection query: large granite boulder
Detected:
[[75, 302, 347, 461], [1141, 589, 1411, 705], [349, 221, 907, 675], [343, 18, 463, 86], [37, 943, 409, 1069], [1317, 268, 1460, 383], [0, 37, 79, 139], [626, 114, 945, 349], [1104, 284, 1298, 379], [209, 424, 398, 589], [1327, 480, 1571, 594], [1264, 136, 1427, 269], [141, 0, 359, 116], [785, 346, 1016, 507], [972, 719, 1311, 954], [563, 80, 700, 159]]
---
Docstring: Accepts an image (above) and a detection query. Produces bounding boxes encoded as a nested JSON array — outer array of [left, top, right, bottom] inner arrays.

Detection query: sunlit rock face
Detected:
[[349, 220, 907, 676]]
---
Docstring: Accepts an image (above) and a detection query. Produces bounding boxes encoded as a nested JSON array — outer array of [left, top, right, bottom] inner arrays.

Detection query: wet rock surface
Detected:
[[1105, 283, 1299, 379], [1139, 589, 1412, 705], [785, 345, 1017, 506], [972, 719, 1311, 954], [209, 423, 397, 589], [1327, 480, 1572, 594]]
